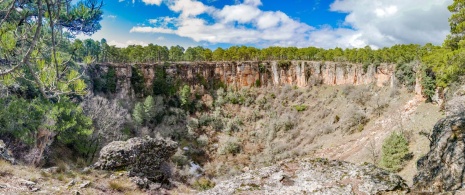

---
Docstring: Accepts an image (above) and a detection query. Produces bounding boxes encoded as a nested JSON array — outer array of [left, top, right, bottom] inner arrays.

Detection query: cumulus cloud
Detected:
[[108, 40, 149, 48], [328, 0, 452, 48], [142, 0, 162, 5], [129, 0, 452, 48]]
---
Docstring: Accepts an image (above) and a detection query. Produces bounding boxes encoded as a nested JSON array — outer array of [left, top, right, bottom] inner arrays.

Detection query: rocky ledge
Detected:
[[201, 158, 408, 195], [94, 136, 178, 189], [413, 114, 465, 192]]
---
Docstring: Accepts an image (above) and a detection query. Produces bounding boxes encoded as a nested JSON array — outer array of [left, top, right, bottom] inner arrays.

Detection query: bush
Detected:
[[293, 104, 308, 112], [130, 66, 146, 96], [395, 62, 416, 91], [380, 132, 411, 172], [277, 60, 291, 70], [218, 135, 241, 155], [192, 177, 215, 191], [106, 66, 117, 93]]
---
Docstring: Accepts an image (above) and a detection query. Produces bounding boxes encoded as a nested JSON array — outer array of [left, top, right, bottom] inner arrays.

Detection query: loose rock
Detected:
[[414, 114, 465, 192], [94, 136, 177, 188], [201, 158, 408, 195]]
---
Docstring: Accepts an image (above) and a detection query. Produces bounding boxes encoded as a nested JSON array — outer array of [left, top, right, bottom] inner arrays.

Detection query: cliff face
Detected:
[[94, 61, 395, 97]]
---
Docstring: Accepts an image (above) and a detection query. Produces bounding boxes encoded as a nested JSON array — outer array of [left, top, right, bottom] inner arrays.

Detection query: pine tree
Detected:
[[143, 96, 155, 123], [132, 103, 145, 125], [445, 0, 465, 49], [380, 132, 410, 172]]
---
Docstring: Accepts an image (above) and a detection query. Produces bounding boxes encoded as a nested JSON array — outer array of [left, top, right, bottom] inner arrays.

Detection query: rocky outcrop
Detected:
[[201, 158, 408, 195], [413, 114, 465, 192], [94, 136, 177, 188], [93, 61, 395, 98], [0, 140, 15, 164], [445, 86, 465, 116]]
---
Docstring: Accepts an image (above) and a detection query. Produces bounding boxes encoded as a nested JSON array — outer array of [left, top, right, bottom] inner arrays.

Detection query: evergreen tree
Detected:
[[446, 0, 465, 49], [380, 132, 410, 172]]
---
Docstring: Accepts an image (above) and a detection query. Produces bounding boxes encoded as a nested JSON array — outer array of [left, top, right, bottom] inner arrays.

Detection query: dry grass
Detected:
[[109, 179, 133, 192], [0, 160, 13, 177]]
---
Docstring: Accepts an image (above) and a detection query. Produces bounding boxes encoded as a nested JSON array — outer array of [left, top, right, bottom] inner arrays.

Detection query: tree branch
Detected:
[[24, 0, 48, 99]]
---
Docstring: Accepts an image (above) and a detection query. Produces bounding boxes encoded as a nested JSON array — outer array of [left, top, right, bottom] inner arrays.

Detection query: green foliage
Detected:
[[0, 97, 92, 148], [445, 0, 465, 49], [362, 62, 370, 74], [421, 68, 437, 101], [105, 67, 117, 93], [395, 63, 416, 91], [0, 98, 45, 144], [180, 85, 191, 109], [219, 136, 241, 155], [153, 67, 177, 96], [130, 66, 146, 95], [132, 95, 166, 126], [277, 60, 292, 70], [254, 79, 261, 87], [132, 103, 145, 125], [192, 178, 215, 191], [293, 104, 308, 112], [380, 132, 410, 172], [48, 99, 93, 147]]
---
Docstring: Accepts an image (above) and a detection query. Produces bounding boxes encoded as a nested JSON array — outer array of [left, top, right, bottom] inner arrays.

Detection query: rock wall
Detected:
[[94, 61, 396, 98]]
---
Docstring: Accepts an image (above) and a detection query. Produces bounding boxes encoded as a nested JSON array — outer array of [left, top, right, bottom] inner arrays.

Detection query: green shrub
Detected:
[[395, 63, 416, 91], [105, 67, 117, 93], [130, 66, 146, 96], [277, 60, 291, 70], [380, 132, 410, 172], [218, 136, 241, 155], [0, 97, 92, 148], [293, 104, 308, 112], [192, 177, 215, 191]]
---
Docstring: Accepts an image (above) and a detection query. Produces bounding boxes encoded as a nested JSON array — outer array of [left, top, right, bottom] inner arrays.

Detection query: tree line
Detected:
[[73, 39, 428, 64]]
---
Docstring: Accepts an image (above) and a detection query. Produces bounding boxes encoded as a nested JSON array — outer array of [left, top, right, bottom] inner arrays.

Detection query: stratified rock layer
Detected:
[[0, 140, 15, 164], [413, 115, 465, 192], [201, 158, 408, 195], [92, 61, 397, 98], [94, 136, 177, 187]]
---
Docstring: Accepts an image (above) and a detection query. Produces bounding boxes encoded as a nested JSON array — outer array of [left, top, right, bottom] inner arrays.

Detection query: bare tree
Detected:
[[367, 138, 379, 164], [81, 96, 130, 161]]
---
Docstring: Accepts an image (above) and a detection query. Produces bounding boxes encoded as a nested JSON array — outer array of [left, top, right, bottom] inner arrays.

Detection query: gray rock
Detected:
[[0, 140, 15, 164], [201, 158, 408, 195], [445, 86, 465, 116], [66, 180, 75, 187], [94, 136, 177, 188], [414, 115, 465, 192], [79, 181, 91, 188], [20, 179, 36, 187]]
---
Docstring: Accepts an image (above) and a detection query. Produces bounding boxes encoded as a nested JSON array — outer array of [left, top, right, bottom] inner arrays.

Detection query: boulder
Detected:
[[445, 86, 465, 116], [201, 158, 408, 195], [0, 140, 15, 164], [413, 115, 465, 192], [94, 136, 177, 187]]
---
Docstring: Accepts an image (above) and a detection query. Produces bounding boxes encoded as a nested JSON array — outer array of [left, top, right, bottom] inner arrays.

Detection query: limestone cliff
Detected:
[[92, 61, 396, 98]]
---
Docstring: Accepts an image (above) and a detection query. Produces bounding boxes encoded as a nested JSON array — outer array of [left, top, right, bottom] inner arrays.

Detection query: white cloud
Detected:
[[142, 0, 162, 5], [130, 26, 176, 34], [130, 0, 313, 46], [328, 0, 452, 48], [108, 40, 149, 48], [129, 0, 452, 48], [106, 15, 117, 19]]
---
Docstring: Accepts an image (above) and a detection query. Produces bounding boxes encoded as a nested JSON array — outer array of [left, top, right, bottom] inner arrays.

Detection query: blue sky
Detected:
[[78, 0, 452, 49]]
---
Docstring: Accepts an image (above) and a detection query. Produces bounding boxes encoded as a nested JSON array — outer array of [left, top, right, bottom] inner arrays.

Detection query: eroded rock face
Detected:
[[94, 136, 177, 188], [445, 86, 465, 116], [0, 140, 15, 164], [413, 115, 465, 192], [201, 158, 408, 195], [93, 61, 397, 98]]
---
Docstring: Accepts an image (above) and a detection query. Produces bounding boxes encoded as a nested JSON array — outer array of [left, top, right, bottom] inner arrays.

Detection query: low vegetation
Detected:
[[380, 132, 411, 172]]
